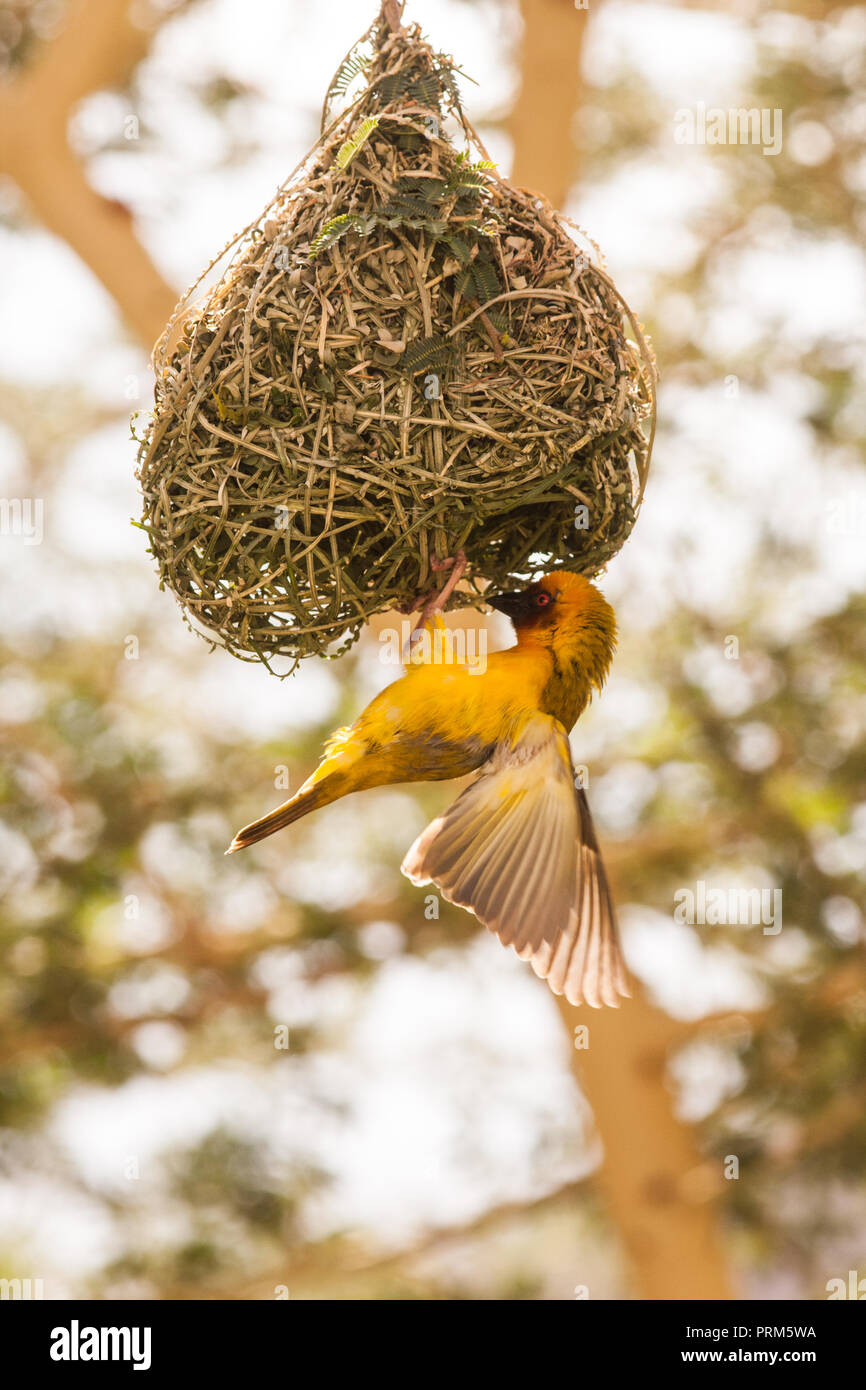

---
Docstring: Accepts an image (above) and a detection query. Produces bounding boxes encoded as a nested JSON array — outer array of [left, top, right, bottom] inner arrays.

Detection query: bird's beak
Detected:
[[488, 590, 527, 619]]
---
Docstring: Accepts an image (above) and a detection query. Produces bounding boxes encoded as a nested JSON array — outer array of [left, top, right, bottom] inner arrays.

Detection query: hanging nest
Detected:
[[137, 0, 655, 673]]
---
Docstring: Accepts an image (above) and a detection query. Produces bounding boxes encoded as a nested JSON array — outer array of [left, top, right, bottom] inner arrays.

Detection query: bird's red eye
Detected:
[[535, 592, 551, 607]]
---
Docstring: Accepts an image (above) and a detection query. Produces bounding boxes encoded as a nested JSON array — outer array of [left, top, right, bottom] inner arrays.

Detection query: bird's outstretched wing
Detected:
[[401, 714, 629, 1008]]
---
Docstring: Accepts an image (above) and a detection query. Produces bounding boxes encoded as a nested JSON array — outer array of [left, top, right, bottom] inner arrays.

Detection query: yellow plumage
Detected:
[[228, 572, 629, 1007]]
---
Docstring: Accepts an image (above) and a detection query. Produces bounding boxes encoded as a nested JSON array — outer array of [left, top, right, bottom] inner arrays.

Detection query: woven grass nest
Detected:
[[137, 0, 655, 673]]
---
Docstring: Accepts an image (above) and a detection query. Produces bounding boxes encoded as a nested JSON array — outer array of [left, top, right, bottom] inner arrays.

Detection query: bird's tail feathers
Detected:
[[226, 780, 333, 854]]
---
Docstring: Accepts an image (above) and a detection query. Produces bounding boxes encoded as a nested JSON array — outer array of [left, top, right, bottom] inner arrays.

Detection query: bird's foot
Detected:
[[395, 549, 468, 619], [413, 550, 467, 628], [396, 551, 467, 665]]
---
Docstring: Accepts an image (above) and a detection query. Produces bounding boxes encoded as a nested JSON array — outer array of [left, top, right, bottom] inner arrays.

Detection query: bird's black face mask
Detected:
[[488, 590, 530, 618], [488, 586, 555, 629]]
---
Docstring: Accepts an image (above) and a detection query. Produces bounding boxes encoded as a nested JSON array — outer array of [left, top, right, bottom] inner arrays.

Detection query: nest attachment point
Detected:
[[137, 1, 655, 673]]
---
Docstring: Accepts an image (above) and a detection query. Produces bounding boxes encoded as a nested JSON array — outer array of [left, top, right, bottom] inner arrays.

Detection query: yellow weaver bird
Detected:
[[227, 571, 629, 1008]]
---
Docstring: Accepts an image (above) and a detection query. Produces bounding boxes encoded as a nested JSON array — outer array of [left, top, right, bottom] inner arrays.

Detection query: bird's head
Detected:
[[488, 572, 616, 686]]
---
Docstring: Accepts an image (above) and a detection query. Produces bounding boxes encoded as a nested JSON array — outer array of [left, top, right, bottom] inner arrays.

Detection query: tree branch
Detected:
[[0, 0, 178, 347]]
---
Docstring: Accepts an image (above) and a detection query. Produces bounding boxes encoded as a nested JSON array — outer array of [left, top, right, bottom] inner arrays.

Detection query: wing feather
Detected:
[[402, 715, 630, 1007], [533, 794, 628, 1007]]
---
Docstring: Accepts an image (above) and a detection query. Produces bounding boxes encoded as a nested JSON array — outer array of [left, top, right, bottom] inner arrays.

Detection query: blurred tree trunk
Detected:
[[557, 994, 734, 1299], [508, 0, 585, 205], [0, 0, 178, 347], [512, 0, 734, 1300]]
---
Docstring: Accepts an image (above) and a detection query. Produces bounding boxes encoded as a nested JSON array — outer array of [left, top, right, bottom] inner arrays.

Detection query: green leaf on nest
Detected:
[[399, 334, 454, 374], [336, 115, 380, 169], [309, 213, 376, 259]]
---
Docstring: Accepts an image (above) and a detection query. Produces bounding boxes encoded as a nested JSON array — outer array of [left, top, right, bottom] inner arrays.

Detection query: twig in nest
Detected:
[[478, 309, 504, 361], [381, 1, 403, 34]]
